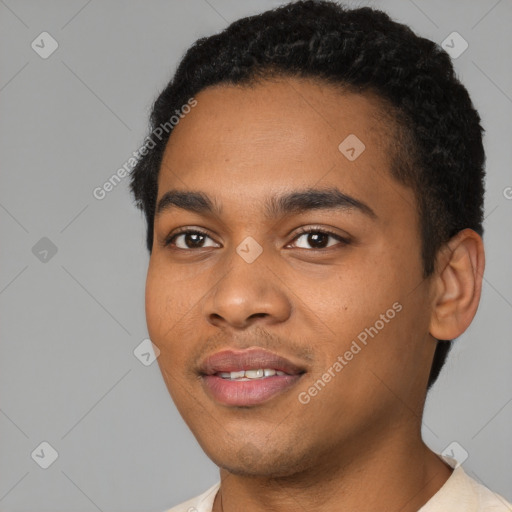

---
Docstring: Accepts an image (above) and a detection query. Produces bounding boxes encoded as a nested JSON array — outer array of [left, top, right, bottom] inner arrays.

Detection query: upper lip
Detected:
[[199, 348, 305, 376]]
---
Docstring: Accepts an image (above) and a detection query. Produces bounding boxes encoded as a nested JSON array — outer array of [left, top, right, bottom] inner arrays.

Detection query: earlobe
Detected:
[[429, 229, 485, 341]]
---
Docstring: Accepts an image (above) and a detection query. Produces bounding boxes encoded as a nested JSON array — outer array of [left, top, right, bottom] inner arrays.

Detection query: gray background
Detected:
[[0, 0, 511, 510]]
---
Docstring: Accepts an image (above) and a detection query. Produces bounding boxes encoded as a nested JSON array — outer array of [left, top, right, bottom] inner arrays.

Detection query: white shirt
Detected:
[[165, 455, 512, 512]]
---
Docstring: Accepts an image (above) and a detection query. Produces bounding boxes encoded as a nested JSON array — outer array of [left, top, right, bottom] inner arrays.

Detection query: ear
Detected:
[[429, 229, 485, 341]]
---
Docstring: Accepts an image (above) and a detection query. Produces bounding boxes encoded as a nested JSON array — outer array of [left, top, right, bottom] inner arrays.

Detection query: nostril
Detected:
[[249, 313, 268, 320]]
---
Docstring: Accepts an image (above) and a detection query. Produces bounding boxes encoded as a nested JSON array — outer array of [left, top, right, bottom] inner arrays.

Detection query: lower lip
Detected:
[[201, 374, 302, 406]]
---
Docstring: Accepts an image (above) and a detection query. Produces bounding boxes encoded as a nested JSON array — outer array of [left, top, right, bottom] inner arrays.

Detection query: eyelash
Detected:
[[163, 227, 350, 251]]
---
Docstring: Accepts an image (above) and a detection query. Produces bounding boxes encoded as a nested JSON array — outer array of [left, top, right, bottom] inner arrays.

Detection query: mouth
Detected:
[[199, 348, 306, 407], [215, 368, 289, 380]]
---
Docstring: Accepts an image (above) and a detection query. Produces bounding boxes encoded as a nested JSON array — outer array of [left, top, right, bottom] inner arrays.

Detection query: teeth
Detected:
[[217, 369, 285, 380], [245, 369, 264, 379]]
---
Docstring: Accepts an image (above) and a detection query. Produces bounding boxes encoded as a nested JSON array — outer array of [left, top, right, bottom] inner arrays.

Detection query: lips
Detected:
[[200, 348, 304, 376], [199, 348, 306, 406]]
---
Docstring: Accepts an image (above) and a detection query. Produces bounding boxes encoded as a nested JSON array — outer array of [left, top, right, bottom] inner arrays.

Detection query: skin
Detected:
[[145, 77, 485, 512]]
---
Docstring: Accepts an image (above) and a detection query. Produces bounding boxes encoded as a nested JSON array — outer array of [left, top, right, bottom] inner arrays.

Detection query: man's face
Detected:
[[146, 78, 437, 477]]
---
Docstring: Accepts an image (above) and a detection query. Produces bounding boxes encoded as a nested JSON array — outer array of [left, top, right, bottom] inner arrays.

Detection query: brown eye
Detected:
[[290, 229, 349, 250], [165, 230, 219, 250]]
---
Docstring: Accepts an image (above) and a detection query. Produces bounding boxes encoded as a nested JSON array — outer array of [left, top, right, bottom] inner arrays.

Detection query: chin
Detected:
[[219, 460, 305, 479], [207, 440, 315, 479]]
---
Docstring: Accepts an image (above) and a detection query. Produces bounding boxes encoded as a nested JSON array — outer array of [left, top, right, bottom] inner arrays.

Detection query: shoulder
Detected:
[[163, 482, 220, 512], [420, 456, 512, 512], [467, 474, 512, 511]]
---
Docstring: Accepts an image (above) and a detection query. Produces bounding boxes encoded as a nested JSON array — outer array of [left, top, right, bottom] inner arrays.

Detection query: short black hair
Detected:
[[130, 0, 485, 389]]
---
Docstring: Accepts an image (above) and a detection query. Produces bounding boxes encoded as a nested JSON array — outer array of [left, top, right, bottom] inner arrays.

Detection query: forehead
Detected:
[[157, 78, 415, 222], [162, 78, 391, 169]]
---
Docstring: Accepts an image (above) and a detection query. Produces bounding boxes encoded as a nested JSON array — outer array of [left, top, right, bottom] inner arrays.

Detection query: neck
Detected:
[[212, 423, 453, 512]]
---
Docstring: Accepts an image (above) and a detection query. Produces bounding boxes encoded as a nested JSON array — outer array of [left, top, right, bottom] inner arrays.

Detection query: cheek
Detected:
[[321, 260, 410, 360], [145, 266, 189, 395], [145, 264, 164, 340], [323, 266, 392, 331], [144, 260, 186, 346], [144, 259, 203, 362]]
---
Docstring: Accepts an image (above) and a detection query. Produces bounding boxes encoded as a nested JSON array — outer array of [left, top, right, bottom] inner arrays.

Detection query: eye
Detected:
[[164, 229, 220, 250], [163, 227, 349, 251], [288, 228, 349, 250]]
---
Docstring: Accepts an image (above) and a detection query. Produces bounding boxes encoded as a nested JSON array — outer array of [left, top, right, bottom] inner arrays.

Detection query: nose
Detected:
[[202, 249, 292, 330]]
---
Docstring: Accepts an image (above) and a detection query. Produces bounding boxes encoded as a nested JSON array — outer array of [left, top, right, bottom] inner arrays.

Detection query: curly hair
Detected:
[[130, 0, 485, 389]]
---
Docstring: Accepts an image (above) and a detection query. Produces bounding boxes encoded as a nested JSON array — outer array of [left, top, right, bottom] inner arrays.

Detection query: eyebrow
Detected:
[[155, 187, 377, 220]]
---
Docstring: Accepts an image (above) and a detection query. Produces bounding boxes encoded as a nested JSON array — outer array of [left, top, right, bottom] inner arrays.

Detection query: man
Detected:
[[129, 1, 511, 510]]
